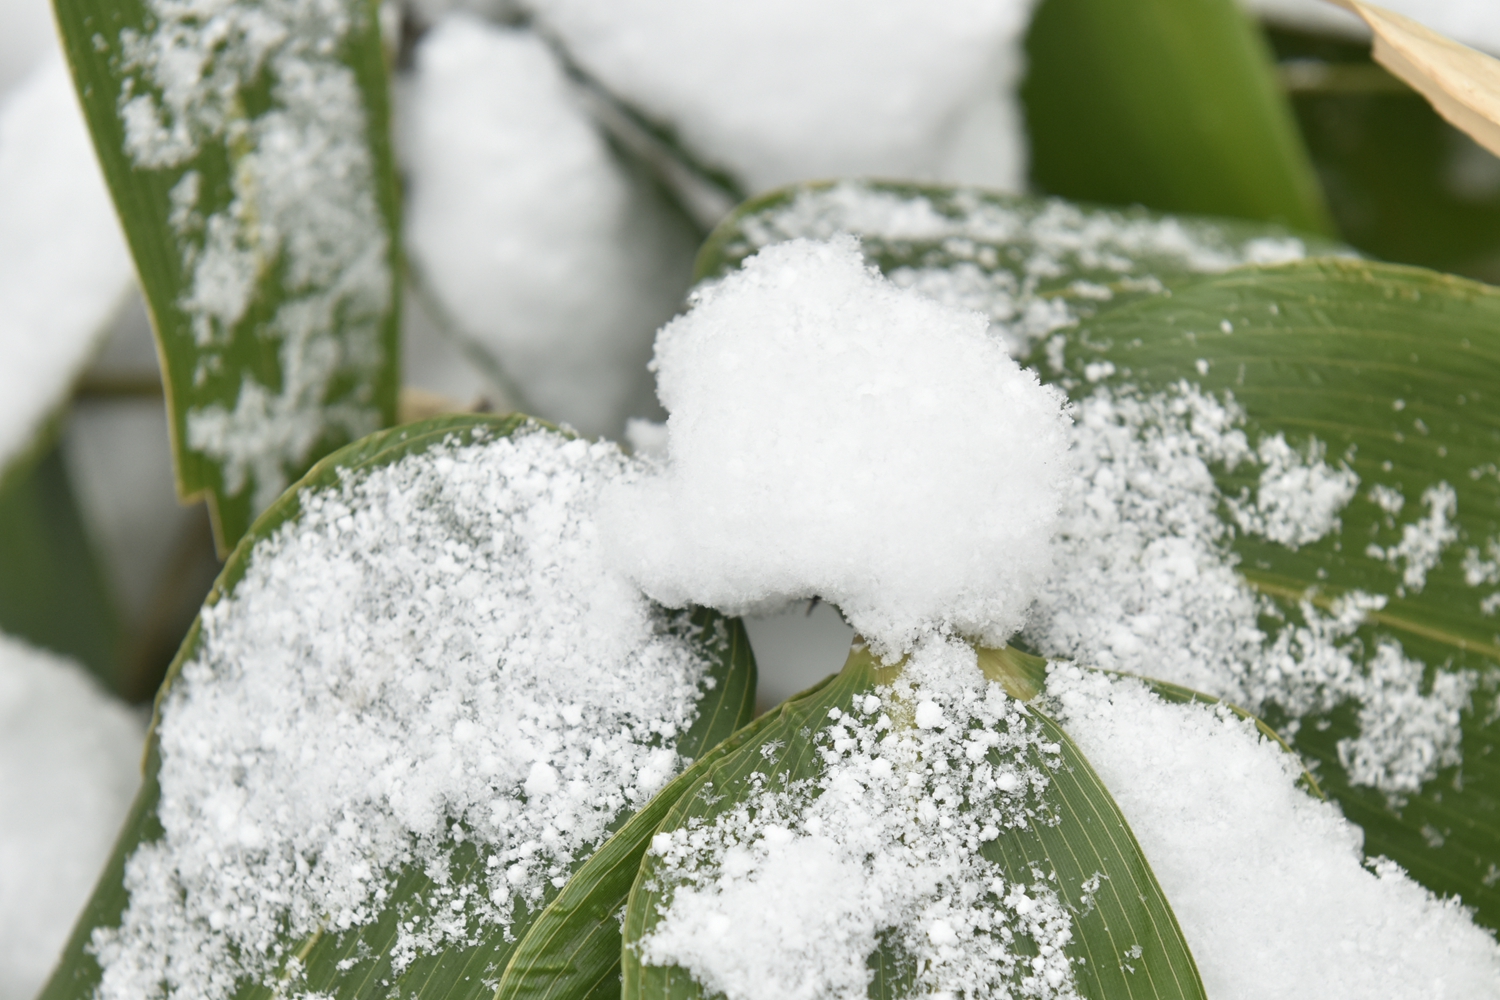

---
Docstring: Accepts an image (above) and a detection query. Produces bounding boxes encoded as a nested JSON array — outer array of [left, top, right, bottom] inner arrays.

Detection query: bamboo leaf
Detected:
[[1022, 0, 1334, 233], [50, 0, 403, 552], [0, 441, 122, 686], [494, 701, 796, 1000], [38, 415, 757, 1000], [622, 641, 1207, 1000], [1055, 258, 1500, 928], [693, 180, 1346, 372], [1327, 0, 1500, 159]]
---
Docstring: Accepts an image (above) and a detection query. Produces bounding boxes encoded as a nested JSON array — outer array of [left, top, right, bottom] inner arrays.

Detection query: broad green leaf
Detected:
[[51, 0, 403, 552], [694, 181, 1345, 364], [1022, 0, 1335, 234], [1051, 258, 1500, 928], [622, 641, 1207, 1000], [0, 441, 122, 685], [39, 415, 757, 1000]]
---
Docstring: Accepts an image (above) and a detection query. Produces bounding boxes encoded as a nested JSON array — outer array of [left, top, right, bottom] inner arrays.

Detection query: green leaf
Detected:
[[693, 181, 1345, 361], [1022, 0, 1335, 235], [1053, 257, 1500, 928], [38, 414, 758, 1000], [51, 0, 403, 553], [622, 641, 1207, 1000], [494, 697, 794, 1000], [0, 440, 122, 686]]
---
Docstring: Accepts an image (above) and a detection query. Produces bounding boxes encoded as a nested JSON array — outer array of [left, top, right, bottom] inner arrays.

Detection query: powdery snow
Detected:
[[92, 427, 720, 1000], [1026, 383, 1476, 799], [115, 0, 392, 513], [1048, 666, 1500, 1000], [0, 53, 134, 475], [0, 634, 144, 1000], [602, 237, 1072, 658], [400, 15, 696, 438], [524, 0, 1039, 194], [640, 637, 1081, 1000]]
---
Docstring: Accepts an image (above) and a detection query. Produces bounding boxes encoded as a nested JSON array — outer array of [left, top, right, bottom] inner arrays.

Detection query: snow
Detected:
[[0, 53, 134, 476], [0, 0, 55, 97], [1243, 0, 1500, 55], [523, 0, 1040, 195], [400, 14, 694, 439], [1025, 383, 1477, 800], [114, 0, 393, 513], [0, 634, 145, 1000], [640, 637, 1081, 1000], [1228, 433, 1360, 549], [92, 426, 721, 1000], [1048, 665, 1500, 1000], [602, 237, 1072, 658]]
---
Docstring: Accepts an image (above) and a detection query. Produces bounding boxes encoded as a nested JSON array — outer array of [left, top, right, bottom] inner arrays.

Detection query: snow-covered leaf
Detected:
[[1022, 0, 1334, 233], [1052, 258, 1500, 930], [696, 180, 1346, 361], [37, 415, 757, 1000], [622, 639, 1208, 1000], [51, 0, 403, 551], [495, 695, 792, 1000]]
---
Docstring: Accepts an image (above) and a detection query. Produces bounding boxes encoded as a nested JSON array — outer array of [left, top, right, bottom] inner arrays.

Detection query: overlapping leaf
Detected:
[[38, 415, 757, 1000], [621, 642, 1208, 1000], [1052, 259, 1500, 927], [1022, 0, 1333, 233], [51, 0, 403, 551], [697, 182, 1499, 926]]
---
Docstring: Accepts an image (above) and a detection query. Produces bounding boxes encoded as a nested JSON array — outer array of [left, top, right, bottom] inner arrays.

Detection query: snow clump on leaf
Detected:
[[603, 236, 1072, 658]]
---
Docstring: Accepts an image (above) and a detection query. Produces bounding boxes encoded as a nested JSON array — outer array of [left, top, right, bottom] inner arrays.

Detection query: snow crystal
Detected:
[[0, 634, 144, 1000], [1026, 383, 1476, 798], [640, 637, 1080, 1000], [727, 182, 1316, 357], [1049, 666, 1500, 1000], [523, 0, 1039, 194], [0, 53, 133, 474], [114, 0, 392, 512], [603, 237, 1072, 658], [1228, 433, 1359, 548], [400, 15, 696, 438], [1365, 482, 1459, 595], [92, 427, 718, 1000]]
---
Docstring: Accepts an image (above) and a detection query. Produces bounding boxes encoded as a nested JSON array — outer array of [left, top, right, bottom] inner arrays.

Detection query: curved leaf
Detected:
[[622, 642, 1207, 1000], [1053, 257, 1500, 927], [1022, 0, 1334, 233], [51, 0, 403, 552], [494, 696, 794, 1000], [38, 415, 757, 1000], [694, 180, 1345, 366]]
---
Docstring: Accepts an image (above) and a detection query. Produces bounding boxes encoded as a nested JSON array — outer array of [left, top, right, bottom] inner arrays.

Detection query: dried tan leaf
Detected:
[[1327, 0, 1500, 158]]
